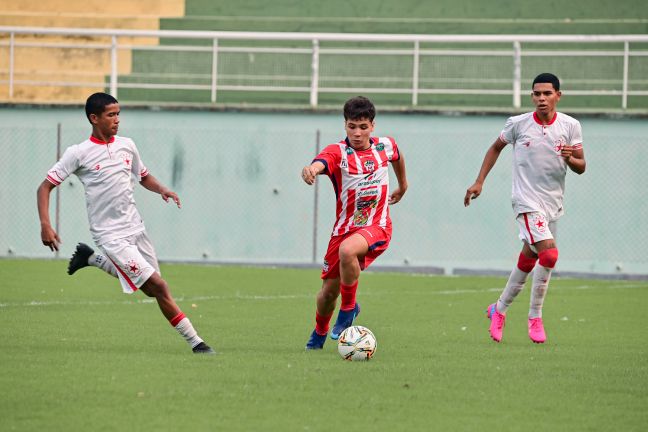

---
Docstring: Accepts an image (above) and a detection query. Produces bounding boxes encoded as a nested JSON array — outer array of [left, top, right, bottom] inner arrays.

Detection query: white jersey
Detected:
[[46, 135, 150, 245], [499, 111, 583, 221]]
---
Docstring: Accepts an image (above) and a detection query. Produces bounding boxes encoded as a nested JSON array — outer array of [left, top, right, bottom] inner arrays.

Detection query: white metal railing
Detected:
[[1, 26, 648, 109]]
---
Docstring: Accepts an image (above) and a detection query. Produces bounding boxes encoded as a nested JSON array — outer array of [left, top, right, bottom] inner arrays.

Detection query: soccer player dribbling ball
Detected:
[[464, 73, 586, 344], [37, 92, 215, 354], [302, 96, 409, 350]]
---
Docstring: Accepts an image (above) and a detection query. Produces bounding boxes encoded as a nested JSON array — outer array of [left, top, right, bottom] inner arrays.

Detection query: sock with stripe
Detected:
[[497, 253, 537, 314], [170, 312, 204, 348]]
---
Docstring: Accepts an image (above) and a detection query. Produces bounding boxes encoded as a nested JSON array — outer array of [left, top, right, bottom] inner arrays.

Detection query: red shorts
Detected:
[[321, 225, 392, 279]]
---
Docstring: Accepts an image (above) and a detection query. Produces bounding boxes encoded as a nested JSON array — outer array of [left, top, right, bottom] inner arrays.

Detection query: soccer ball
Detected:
[[337, 326, 377, 361]]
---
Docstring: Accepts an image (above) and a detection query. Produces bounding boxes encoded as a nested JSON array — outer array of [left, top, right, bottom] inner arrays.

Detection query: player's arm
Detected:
[[37, 180, 61, 251], [464, 137, 507, 207], [561, 145, 586, 174], [389, 152, 408, 205], [301, 161, 326, 185], [140, 174, 181, 208]]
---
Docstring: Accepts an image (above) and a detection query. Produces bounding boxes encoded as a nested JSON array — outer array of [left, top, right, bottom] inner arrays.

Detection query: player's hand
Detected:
[[560, 144, 574, 161], [161, 189, 181, 208], [41, 224, 61, 252], [301, 166, 318, 185], [389, 186, 407, 205], [464, 182, 483, 207]]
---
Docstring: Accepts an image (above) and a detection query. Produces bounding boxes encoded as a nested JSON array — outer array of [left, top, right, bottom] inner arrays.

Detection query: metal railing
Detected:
[[1, 26, 648, 109]]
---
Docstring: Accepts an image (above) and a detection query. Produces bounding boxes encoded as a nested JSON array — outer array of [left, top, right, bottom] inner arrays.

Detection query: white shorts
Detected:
[[516, 212, 557, 251], [98, 231, 160, 294]]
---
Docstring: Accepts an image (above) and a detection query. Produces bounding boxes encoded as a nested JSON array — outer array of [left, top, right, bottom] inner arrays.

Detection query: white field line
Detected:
[[0, 284, 645, 308]]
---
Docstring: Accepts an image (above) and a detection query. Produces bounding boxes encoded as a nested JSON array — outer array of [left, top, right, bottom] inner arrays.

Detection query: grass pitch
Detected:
[[1, 260, 647, 431]]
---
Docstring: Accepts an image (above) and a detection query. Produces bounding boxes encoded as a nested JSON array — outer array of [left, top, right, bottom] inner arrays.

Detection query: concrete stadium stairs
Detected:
[[0, 0, 184, 103]]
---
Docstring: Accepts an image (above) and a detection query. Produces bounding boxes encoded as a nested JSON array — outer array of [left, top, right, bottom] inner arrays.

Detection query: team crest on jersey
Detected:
[[125, 259, 142, 277], [553, 138, 567, 153], [117, 151, 132, 168], [375, 142, 384, 151], [363, 160, 375, 172], [533, 214, 547, 233]]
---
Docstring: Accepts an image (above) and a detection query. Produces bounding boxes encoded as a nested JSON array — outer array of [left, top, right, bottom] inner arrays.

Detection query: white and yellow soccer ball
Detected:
[[337, 326, 377, 361]]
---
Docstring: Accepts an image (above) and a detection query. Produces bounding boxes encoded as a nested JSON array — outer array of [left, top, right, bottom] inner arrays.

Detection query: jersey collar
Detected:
[[533, 112, 557, 126], [89, 135, 115, 145], [344, 137, 374, 150]]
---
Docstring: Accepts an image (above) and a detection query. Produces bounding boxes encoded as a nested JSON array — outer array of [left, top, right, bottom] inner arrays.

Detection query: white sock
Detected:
[[529, 265, 552, 319], [496, 266, 530, 314], [175, 317, 204, 348], [89, 253, 118, 278]]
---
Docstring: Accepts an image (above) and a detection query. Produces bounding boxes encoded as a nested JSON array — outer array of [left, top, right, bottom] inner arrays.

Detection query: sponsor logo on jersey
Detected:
[[340, 159, 348, 169], [345, 147, 354, 155], [375, 142, 385, 151], [322, 259, 329, 273]]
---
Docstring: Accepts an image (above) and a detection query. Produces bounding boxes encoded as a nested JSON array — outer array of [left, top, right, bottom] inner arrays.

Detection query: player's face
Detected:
[[91, 103, 120, 137], [532, 83, 561, 117], [344, 118, 374, 150]]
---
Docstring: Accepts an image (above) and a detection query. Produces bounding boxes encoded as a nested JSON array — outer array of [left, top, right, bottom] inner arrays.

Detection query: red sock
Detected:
[[315, 311, 333, 336], [340, 281, 358, 311]]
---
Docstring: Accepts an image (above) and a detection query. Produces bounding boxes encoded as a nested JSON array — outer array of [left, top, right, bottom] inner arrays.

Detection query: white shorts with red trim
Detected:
[[516, 212, 557, 248], [98, 231, 160, 294]]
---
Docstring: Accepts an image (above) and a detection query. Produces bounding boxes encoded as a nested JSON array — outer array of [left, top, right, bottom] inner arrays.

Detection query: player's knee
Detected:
[[338, 243, 356, 264], [538, 248, 558, 269], [517, 252, 538, 273]]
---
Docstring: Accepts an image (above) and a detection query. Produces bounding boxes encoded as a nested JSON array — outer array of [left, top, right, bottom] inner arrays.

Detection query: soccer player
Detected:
[[37, 92, 215, 354], [464, 73, 586, 344], [302, 96, 408, 350]]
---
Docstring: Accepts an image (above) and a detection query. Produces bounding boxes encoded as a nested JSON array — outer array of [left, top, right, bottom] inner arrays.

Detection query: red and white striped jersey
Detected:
[[45, 135, 149, 245], [499, 111, 583, 221], [314, 136, 400, 236]]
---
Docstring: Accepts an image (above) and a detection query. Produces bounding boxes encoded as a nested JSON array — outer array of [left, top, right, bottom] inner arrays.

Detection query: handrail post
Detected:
[[622, 41, 629, 110], [310, 39, 319, 107], [412, 40, 420, 106], [513, 41, 521, 109], [110, 35, 118, 97], [211, 38, 219, 103], [8, 32, 14, 99]]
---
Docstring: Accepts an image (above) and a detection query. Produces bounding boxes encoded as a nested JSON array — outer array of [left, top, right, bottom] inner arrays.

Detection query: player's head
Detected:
[[85, 92, 120, 137], [532, 73, 560, 91], [343, 96, 375, 150], [531, 73, 561, 117], [85, 92, 118, 123], [343, 96, 376, 122]]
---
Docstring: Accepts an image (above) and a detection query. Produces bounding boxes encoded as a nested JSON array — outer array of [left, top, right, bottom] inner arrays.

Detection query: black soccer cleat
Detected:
[[192, 342, 216, 355], [67, 242, 94, 275]]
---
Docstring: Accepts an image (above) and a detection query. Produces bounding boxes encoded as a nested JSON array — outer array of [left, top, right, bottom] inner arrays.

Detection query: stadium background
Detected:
[[1, 0, 647, 278]]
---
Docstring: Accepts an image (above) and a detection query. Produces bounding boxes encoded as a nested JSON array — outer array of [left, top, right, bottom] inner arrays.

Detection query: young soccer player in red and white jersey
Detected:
[[302, 96, 409, 350], [37, 92, 215, 354], [464, 73, 586, 344]]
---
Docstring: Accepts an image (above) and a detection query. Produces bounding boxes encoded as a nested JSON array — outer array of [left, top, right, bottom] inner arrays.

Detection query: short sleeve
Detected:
[[46, 146, 79, 186], [130, 140, 149, 179], [313, 144, 341, 175], [570, 121, 583, 150], [386, 137, 400, 161], [499, 117, 516, 144]]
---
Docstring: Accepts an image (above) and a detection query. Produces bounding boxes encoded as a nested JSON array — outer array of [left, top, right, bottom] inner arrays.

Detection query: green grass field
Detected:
[[1, 260, 647, 431]]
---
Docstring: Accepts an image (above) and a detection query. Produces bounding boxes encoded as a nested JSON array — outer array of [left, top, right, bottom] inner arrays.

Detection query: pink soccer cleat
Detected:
[[528, 318, 547, 343], [486, 303, 506, 343]]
